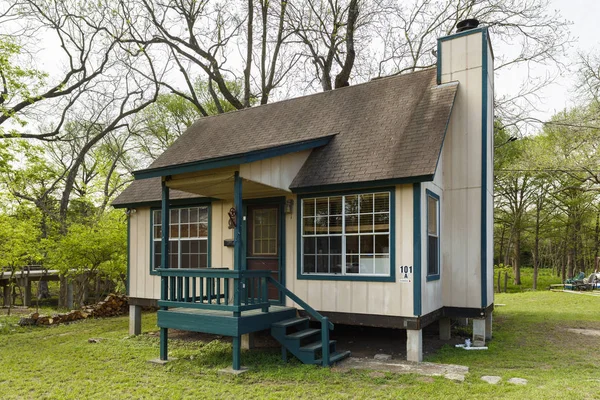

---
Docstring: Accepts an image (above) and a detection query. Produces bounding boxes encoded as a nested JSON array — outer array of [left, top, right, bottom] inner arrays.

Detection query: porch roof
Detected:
[[114, 68, 458, 206], [112, 177, 202, 208]]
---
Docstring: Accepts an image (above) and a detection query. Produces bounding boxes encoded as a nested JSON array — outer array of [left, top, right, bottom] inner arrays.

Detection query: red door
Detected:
[[246, 204, 280, 301]]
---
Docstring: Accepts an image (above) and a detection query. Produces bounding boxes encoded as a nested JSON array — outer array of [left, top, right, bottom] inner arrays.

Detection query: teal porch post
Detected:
[[232, 171, 243, 370], [160, 179, 170, 361]]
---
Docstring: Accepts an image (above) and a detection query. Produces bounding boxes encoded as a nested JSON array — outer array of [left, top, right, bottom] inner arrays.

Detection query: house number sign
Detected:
[[399, 265, 413, 283]]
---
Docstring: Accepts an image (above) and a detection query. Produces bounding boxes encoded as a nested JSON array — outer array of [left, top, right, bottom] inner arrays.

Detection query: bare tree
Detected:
[[287, 0, 382, 91], [118, 0, 297, 112], [369, 0, 573, 130], [0, 1, 160, 229]]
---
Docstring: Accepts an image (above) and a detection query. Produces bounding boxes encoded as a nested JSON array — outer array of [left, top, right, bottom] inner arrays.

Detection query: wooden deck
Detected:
[[158, 305, 296, 336]]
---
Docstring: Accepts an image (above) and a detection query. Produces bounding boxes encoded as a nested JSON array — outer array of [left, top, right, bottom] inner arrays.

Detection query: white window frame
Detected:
[[152, 205, 209, 270], [426, 191, 440, 280], [300, 191, 391, 277]]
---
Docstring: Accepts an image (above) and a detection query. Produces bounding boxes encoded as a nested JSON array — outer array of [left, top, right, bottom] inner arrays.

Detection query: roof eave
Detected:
[[290, 174, 435, 194], [133, 135, 335, 180]]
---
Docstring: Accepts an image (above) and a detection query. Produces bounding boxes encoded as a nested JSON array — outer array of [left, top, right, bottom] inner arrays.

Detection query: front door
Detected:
[[246, 204, 281, 301]]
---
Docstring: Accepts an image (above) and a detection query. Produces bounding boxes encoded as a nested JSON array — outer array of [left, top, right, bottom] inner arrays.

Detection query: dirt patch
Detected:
[[331, 322, 466, 359], [0, 307, 31, 316], [337, 357, 468, 381]]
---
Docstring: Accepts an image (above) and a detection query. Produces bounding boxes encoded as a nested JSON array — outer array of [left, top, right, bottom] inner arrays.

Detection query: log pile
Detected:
[[19, 294, 128, 326]]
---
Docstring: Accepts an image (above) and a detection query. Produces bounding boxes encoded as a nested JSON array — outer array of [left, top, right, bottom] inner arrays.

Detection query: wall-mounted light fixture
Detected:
[[285, 199, 294, 214]]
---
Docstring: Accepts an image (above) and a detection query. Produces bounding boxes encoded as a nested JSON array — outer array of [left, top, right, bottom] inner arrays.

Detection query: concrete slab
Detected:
[[336, 357, 468, 382], [218, 367, 249, 375], [445, 373, 465, 382]]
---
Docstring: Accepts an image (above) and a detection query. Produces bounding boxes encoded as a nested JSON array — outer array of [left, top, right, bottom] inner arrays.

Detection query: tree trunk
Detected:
[[513, 229, 521, 285], [533, 202, 541, 290], [498, 224, 506, 266], [37, 281, 50, 299]]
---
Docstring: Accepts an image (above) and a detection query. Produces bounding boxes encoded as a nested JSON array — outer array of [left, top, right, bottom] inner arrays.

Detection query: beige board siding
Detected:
[[239, 150, 311, 192], [128, 208, 158, 299], [285, 185, 415, 317], [439, 30, 491, 309], [128, 200, 235, 300], [421, 181, 443, 315]]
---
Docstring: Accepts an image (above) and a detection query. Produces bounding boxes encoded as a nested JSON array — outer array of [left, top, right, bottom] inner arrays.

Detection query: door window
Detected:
[[252, 208, 278, 256]]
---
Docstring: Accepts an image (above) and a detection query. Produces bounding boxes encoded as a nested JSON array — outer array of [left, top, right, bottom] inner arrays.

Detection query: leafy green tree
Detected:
[[45, 211, 127, 306], [0, 214, 43, 314]]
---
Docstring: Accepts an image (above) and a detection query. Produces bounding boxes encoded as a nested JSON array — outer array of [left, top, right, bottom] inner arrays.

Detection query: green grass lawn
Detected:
[[1, 291, 600, 399], [494, 266, 563, 293]]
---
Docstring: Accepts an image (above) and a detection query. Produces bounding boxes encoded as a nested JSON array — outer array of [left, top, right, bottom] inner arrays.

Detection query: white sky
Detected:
[[21, 0, 600, 135], [494, 0, 600, 124]]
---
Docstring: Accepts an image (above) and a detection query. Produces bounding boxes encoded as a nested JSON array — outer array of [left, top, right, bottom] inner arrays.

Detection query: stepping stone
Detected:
[[508, 378, 528, 385], [374, 354, 392, 361], [444, 373, 465, 382], [481, 376, 501, 384]]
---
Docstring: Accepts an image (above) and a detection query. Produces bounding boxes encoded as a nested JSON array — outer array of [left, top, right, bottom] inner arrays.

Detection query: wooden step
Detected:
[[315, 350, 351, 365], [286, 328, 320, 340], [272, 317, 309, 329], [299, 340, 336, 353]]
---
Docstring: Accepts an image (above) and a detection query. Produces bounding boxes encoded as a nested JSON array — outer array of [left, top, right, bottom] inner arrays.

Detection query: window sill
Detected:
[[297, 273, 395, 282], [426, 274, 440, 282]]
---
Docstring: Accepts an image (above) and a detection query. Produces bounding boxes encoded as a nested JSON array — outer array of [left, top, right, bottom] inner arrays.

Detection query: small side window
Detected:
[[427, 193, 439, 277]]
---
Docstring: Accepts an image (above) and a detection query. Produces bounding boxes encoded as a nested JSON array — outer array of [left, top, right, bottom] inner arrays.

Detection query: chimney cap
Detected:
[[456, 19, 480, 33]]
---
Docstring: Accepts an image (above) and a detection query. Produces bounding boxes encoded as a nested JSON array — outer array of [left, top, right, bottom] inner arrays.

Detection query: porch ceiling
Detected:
[[167, 167, 289, 200]]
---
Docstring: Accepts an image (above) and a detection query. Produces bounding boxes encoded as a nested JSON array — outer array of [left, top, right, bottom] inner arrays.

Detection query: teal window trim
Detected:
[[149, 200, 212, 276], [296, 187, 396, 283], [425, 189, 440, 282]]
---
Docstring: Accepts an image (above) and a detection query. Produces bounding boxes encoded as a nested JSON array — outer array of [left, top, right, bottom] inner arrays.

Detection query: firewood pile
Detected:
[[19, 294, 128, 326]]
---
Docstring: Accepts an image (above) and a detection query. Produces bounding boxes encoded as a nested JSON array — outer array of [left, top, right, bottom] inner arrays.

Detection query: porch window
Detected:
[[427, 192, 440, 278], [301, 192, 391, 276], [152, 206, 209, 270]]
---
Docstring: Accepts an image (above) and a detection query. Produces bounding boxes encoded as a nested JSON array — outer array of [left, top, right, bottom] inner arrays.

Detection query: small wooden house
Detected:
[[113, 24, 494, 369]]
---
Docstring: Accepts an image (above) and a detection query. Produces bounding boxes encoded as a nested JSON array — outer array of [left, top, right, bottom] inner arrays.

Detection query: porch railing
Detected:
[[155, 268, 271, 314], [156, 267, 335, 366], [266, 276, 334, 366]]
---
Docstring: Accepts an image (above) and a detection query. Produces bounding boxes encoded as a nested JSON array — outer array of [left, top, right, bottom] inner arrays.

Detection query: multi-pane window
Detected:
[[252, 208, 278, 255], [152, 206, 209, 270], [301, 192, 391, 276], [427, 194, 439, 277]]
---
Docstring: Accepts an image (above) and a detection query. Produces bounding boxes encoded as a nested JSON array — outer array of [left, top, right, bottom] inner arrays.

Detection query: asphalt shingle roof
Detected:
[[112, 177, 201, 207], [113, 68, 457, 206]]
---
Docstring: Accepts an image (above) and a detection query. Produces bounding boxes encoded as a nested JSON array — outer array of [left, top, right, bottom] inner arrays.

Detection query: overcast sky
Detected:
[[495, 0, 600, 124], [27, 0, 600, 135]]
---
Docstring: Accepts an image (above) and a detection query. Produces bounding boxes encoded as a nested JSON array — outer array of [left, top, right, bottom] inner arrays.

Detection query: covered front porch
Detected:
[[146, 161, 348, 370]]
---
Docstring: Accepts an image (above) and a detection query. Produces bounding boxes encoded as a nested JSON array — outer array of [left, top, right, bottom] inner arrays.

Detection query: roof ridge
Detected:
[[187, 68, 437, 125]]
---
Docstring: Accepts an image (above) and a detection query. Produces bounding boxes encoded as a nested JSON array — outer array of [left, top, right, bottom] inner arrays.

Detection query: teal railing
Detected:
[[155, 268, 270, 314], [155, 268, 334, 366], [266, 276, 333, 366]]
